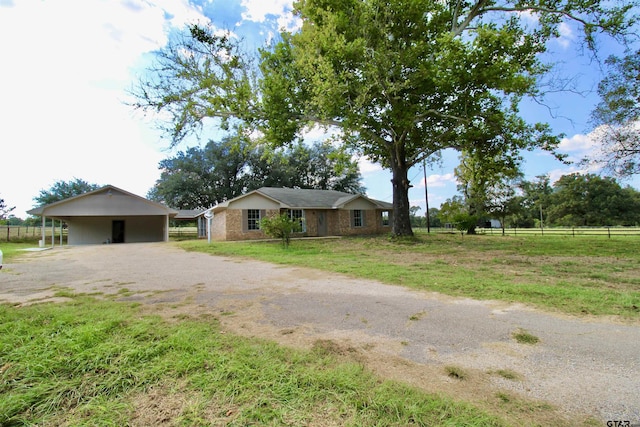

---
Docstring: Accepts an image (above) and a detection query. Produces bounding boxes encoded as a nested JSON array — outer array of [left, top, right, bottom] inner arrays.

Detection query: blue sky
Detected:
[[1, 0, 637, 219]]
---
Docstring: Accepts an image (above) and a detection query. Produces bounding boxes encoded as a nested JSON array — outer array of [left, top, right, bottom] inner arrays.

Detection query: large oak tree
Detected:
[[132, 0, 637, 236]]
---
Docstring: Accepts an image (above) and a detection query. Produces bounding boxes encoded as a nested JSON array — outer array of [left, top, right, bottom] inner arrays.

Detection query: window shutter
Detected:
[[260, 210, 266, 229], [362, 210, 366, 227], [242, 210, 248, 232], [350, 210, 355, 228]]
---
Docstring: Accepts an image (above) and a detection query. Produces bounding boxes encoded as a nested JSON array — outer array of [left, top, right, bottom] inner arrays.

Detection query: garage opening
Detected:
[[112, 220, 125, 243]]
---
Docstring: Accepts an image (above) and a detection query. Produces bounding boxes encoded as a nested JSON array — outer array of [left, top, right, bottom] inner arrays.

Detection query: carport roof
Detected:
[[27, 185, 179, 217]]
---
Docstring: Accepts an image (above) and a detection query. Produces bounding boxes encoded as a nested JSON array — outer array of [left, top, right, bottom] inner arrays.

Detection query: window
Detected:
[[351, 209, 363, 227], [287, 209, 306, 232], [382, 211, 390, 226], [247, 209, 261, 230]]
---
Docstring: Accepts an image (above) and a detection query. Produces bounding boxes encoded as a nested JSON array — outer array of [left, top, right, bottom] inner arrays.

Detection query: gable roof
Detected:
[[210, 187, 392, 213], [27, 185, 179, 217], [174, 209, 205, 220]]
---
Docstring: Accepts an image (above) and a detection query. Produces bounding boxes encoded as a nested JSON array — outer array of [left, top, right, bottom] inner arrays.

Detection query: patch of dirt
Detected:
[[198, 300, 589, 427]]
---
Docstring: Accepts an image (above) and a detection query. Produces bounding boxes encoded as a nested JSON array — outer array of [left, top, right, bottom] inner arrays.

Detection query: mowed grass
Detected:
[[0, 296, 505, 426], [178, 233, 640, 320], [0, 242, 41, 263]]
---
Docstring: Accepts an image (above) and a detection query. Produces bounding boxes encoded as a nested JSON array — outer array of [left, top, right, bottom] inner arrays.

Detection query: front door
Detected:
[[112, 220, 125, 243], [317, 212, 327, 237]]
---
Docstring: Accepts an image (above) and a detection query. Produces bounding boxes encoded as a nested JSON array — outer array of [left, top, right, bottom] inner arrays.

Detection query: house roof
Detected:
[[27, 185, 179, 217], [209, 187, 393, 213], [174, 209, 205, 220]]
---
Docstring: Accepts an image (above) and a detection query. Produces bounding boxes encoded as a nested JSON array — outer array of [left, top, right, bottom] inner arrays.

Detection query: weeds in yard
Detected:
[[409, 310, 427, 321], [492, 369, 522, 381], [445, 365, 468, 380], [0, 296, 504, 426], [512, 329, 540, 345]]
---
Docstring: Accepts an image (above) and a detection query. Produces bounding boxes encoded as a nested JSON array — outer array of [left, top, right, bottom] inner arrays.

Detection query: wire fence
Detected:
[[0, 226, 60, 242], [2, 225, 639, 243], [422, 226, 640, 237]]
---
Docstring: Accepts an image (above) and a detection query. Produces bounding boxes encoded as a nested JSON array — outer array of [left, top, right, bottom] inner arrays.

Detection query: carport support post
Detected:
[[59, 220, 63, 246], [51, 219, 55, 248], [164, 215, 170, 242], [41, 216, 46, 247]]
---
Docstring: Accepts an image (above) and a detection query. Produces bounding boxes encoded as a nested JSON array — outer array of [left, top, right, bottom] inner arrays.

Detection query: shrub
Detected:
[[259, 213, 302, 248]]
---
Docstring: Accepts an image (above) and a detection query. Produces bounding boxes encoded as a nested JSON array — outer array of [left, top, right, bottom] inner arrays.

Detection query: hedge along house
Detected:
[[201, 187, 393, 241], [27, 185, 178, 245]]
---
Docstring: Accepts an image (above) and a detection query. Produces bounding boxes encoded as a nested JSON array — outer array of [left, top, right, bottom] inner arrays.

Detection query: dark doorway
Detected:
[[112, 220, 125, 243], [317, 212, 327, 237]]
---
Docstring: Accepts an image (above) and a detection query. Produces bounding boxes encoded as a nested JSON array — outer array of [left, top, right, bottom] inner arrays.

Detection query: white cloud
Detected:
[[0, 0, 207, 218], [301, 124, 337, 142], [556, 22, 576, 49], [241, 0, 289, 21], [546, 164, 599, 185], [517, 10, 539, 26], [429, 172, 456, 188], [357, 157, 384, 175], [559, 133, 595, 153], [241, 0, 300, 31], [516, 10, 575, 50]]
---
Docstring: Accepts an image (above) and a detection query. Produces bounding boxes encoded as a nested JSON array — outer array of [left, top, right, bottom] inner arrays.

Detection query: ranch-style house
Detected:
[[200, 187, 393, 241]]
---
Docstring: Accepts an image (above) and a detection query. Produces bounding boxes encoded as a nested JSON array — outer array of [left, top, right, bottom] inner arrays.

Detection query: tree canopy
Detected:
[[547, 173, 640, 226], [132, 0, 638, 237], [586, 50, 640, 177], [147, 137, 365, 209], [440, 173, 640, 228], [33, 179, 101, 207]]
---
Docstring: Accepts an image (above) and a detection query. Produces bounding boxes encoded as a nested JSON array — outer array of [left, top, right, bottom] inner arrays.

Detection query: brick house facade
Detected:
[[202, 187, 392, 241]]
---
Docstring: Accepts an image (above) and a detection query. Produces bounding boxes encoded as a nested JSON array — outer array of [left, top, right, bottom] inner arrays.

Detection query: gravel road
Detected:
[[1, 243, 638, 425]]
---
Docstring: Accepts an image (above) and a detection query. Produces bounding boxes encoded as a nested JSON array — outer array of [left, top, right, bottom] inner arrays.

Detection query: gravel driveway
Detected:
[[1, 243, 638, 425]]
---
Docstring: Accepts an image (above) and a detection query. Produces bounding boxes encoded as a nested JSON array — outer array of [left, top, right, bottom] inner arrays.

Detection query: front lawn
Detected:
[[178, 233, 640, 320]]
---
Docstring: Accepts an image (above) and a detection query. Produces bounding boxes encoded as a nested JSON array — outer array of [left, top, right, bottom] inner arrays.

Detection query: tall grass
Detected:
[[0, 296, 505, 426], [178, 234, 640, 319]]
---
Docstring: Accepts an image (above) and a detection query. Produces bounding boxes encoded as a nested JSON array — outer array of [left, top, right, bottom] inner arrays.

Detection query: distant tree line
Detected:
[[146, 137, 365, 209], [435, 173, 640, 232], [3, 140, 364, 225], [5, 164, 639, 233]]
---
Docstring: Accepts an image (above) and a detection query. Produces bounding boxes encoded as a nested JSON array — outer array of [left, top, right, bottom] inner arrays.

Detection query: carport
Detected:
[[27, 185, 178, 245]]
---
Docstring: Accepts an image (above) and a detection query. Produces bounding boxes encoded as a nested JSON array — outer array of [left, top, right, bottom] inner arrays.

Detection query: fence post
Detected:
[[608, 227, 611, 239], [572, 227, 575, 237], [6, 226, 9, 242]]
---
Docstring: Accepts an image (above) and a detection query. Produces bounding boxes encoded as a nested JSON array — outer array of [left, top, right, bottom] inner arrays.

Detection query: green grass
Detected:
[[178, 234, 640, 320], [491, 369, 522, 381], [512, 329, 541, 345], [445, 365, 468, 380], [0, 242, 42, 264], [0, 296, 505, 426]]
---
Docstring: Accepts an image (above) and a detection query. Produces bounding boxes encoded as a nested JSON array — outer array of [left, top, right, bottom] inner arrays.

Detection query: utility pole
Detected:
[[423, 159, 430, 233]]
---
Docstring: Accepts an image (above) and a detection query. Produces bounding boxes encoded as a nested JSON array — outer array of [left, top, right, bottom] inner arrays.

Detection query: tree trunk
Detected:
[[390, 158, 414, 237], [466, 200, 478, 235]]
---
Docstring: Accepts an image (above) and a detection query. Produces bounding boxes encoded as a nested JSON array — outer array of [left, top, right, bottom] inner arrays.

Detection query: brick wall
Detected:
[[221, 208, 391, 240], [337, 209, 386, 236]]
